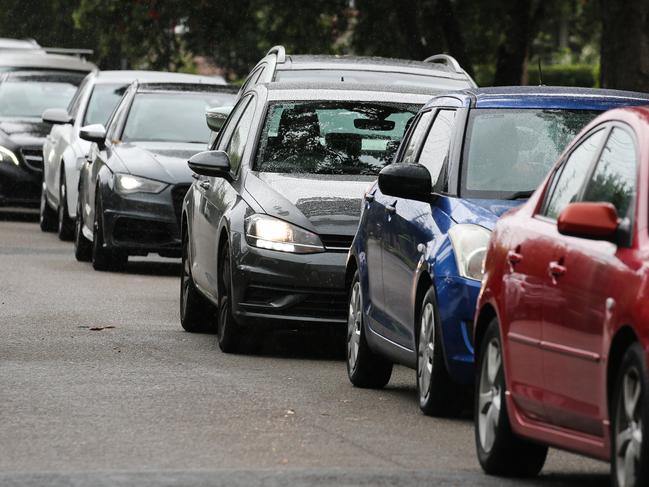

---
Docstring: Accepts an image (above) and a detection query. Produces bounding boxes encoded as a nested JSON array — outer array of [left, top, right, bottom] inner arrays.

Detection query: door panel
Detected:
[[362, 186, 387, 327]]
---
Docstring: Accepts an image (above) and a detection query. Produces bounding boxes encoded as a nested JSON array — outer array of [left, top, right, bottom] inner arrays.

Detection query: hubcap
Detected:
[[347, 281, 362, 372], [417, 303, 435, 401], [616, 366, 643, 487], [478, 338, 502, 453]]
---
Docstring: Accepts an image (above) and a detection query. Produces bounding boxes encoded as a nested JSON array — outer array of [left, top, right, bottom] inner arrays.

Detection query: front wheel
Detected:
[[216, 240, 244, 353], [74, 194, 92, 262], [180, 228, 215, 332], [611, 342, 649, 487], [346, 271, 392, 388], [57, 172, 74, 241], [92, 195, 127, 272], [475, 318, 547, 477], [39, 183, 57, 232]]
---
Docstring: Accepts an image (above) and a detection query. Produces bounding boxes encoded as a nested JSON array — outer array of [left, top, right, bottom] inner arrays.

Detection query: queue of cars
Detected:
[[1, 40, 644, 486]]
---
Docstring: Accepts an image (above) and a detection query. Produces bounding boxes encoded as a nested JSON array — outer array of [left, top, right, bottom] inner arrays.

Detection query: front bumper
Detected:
[[102, 183, 189, 257], [231, 232, 348, 328], [434, 274, 481, 385], [0, 154, 41, 208]]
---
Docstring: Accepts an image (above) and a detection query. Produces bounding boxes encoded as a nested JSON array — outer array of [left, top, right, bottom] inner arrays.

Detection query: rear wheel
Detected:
[[74, 194, 92, 262], [180, 228, 215, 332], [612, 342, 649, 487], [57, 171, 74, 241], [92, 195, 127, 272], [417, 287, 456, 416], [475, 318, 547, 477], [346, 271, 392, 388], [216, 240, 244, 353], [39, 183, 57, 232]]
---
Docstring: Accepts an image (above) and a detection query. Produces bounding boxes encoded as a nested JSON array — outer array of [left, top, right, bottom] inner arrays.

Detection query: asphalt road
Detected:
[[0, 213, 611, 486]]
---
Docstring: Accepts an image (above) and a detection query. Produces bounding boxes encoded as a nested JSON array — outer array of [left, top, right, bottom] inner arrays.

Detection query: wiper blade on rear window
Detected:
[[507, 190, 535, 200]]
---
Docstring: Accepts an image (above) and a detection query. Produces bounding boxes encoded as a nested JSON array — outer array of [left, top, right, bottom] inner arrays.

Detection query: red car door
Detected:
[[541, 126, 637, 436]]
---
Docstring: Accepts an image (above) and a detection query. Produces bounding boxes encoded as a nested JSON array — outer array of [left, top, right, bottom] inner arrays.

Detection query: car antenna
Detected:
[[537, 58, 544, 86], [341, 76, 344, 82]]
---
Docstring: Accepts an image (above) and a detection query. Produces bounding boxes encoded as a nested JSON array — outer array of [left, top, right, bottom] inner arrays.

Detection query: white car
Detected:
[[41, 70, 226, 240]]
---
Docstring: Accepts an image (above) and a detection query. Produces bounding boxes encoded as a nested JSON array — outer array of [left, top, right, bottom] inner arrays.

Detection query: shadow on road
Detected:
[[0, 208, 39, 222], [526, 473, 609, 487], [123, 260, 181, 277], [254, 328, 346, 361]]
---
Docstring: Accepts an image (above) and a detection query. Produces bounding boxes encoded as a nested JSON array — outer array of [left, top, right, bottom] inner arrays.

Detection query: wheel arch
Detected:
[[216, 225, 231, 300], [607, 325, 639, 409], [413, 271, 434, 341], [345, 254, 358, 297], [474, 303, 498, 358]]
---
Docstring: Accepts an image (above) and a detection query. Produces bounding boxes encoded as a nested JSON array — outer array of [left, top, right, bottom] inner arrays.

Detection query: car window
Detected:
[[68, 75, 91, 117], [418, 109, 455, 185], [225, 97, 256, 174], [83, 83, 129, 126], [106, 94, 130, 142], [583, 127, 636, 218], [542, 129, 606, 219], [400, 110, 434, 163], [216, 95, 252, 151]]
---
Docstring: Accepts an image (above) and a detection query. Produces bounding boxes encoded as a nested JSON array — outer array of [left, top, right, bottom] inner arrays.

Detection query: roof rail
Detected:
[[43, 47, 94, 58], [266, 45, 286, 63], [423, 54, 463, 73]]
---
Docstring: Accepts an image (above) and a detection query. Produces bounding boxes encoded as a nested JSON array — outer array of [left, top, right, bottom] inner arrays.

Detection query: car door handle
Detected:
[[548, 261, 566, 278], [507, 250, 523, 265], [199, 181, 210, 190]]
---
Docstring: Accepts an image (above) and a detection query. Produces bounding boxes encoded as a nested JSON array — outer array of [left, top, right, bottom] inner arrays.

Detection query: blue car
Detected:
[[344, 86, 649, 416]]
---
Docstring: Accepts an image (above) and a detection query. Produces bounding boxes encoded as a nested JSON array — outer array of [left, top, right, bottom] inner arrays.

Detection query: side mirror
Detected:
[[42, 108, 72, 125], [206, 106, 233, 133], [188, 150, 231, 178], [378, 163, 432, 202], [557, 202, 619, 241], [79, 124, 106, 148]]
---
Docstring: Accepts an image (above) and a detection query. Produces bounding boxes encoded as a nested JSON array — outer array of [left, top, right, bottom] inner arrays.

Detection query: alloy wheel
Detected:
[[417, 302, 435, 401], [615, 366, 643, 487], [347, 281, 362, 372], [181, 238, 191, 321], [478, 338, 502, 453], [58, 181, 66, 231]]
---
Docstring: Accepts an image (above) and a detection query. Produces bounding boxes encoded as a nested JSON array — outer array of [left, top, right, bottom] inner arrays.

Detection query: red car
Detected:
[[473, 106, 649, 486]]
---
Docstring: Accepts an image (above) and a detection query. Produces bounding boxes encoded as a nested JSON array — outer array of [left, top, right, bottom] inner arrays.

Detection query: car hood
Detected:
[[245, 172, 374, 236], [113, 141, 205, 184], [0, 118, 50, 148], [446, 197, 524, 230]]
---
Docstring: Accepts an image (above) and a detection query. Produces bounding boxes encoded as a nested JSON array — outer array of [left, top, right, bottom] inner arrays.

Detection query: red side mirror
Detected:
[[557, 202, 619, 241]]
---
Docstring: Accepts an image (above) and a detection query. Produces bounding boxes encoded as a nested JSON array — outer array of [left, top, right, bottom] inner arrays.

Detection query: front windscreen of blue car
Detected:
[[461, 108, 601, 199]]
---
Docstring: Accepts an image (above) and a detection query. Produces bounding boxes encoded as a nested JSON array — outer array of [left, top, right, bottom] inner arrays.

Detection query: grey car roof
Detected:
[[94, 70, 227, 85], [0, 38, 42, 51], [0, 52, 96, 72]]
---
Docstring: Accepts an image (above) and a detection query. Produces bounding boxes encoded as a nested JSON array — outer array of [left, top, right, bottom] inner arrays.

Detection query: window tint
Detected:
[[216, 95, 251, 151], [83, 83, 128, 126], [583, 127, 636, 217], [68, 75, 91, 116], [401, 110, 434, 163], [419, 110, 455, 184], [543, 129, 606, 219], [226, 98, 255, 173], [106, 94, 130, 141]]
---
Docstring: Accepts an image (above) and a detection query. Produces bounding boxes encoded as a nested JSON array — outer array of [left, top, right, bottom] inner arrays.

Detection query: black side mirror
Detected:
[[188, 150, 231, 178], [378, 163, 432, 202]]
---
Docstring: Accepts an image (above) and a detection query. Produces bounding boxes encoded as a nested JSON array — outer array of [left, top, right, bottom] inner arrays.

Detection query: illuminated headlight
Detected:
[[114, 173, 167, 195], [448, 224, 491, 281], [0, 145, 19, 166], [245, 214, 325, 254]]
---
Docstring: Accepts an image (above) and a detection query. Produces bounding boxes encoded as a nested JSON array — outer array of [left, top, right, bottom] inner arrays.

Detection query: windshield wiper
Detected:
[[507, 190, 535, 200]]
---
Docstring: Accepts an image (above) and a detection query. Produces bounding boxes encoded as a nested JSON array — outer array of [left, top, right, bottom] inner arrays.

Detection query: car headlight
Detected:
[[448, 223, 491, 281], [245, 214, 325, 254], [0, 145, 19, 166], [114, 173, 167, 195]]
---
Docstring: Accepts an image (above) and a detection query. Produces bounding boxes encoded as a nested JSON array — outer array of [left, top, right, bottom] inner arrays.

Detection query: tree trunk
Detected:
[[493, 0, 532, 85], [600, 0, 649, 91], [434, 0, 474, 77]]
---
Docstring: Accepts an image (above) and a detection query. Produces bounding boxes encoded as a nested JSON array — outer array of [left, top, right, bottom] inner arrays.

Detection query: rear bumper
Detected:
[[231, 233, 348, 328], [0, 161, 40, 208]]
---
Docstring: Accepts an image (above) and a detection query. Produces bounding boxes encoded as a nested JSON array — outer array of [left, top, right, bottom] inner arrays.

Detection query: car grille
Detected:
[[21, 148, 44, 172], [113, 217, 175, 245], [171, 184, 191, 227], [320, 234, 354, 252]]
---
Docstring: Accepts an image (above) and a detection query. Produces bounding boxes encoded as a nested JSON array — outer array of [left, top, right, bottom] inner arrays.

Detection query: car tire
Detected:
[[611, 342, 649, 487], [39, 183, 57, 232], [57, 171, 75, 241], [74, 194, 92, 262], [475, 317, 547, 477], [216, 240, 244, 353], [417, 287, 456, 417], [180, 228, 216, 332], [346, 270, 393, 388], [92, 195, 127, 272]]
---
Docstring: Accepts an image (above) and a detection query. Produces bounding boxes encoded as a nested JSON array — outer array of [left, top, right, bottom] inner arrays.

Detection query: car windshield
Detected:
[[83, 83, 128, 125], [122, 91, 236, 144], [255, 101, 419, 175], [0, 71, 85, 118], [462, 108, 601, 199], [274, 69, 471, 90]]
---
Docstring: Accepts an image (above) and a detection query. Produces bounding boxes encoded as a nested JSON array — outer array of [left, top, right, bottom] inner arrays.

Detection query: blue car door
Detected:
[[381, 109, 457, 348]]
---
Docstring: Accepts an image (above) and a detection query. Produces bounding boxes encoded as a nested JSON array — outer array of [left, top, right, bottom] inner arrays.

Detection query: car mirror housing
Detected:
[[378, 162, 432, 202], [205, 106, 233, 133], [188, 150, 231, 178], [42, 107, 73, 125], [79, 124, 107, 148], [557, 202, 619, 241]]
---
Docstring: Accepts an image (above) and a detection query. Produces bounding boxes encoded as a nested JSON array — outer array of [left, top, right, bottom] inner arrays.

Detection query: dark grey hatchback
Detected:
[[181, 82, 435, 352]]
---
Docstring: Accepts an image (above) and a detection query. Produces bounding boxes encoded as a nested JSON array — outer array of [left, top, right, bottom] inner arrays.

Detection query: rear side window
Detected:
[[418, 109, 456, 185], [583, 127, 636, 218], [542, 129, 606, 219], [400, 110, 434, 163]]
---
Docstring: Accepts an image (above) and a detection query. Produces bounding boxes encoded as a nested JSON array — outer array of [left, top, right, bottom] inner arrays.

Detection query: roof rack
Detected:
[[43, 47, 94, 59], [423, 54, 464, 73], [266, 45, 286, 64]]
